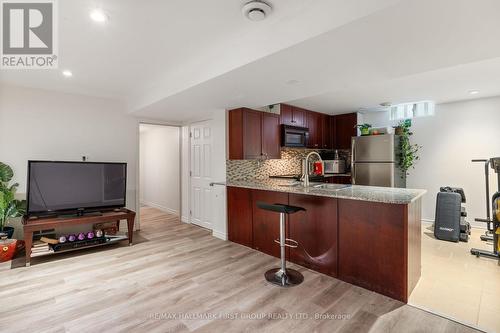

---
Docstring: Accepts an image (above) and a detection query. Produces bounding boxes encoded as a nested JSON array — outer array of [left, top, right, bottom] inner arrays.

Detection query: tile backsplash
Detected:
[[226, 148, 350, 181]]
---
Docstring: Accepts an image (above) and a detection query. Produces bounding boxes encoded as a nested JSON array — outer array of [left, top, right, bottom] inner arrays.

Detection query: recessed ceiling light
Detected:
[[62, 70, 73, 77], [90, 9, 108, 23], [469, 90, 479, 95]]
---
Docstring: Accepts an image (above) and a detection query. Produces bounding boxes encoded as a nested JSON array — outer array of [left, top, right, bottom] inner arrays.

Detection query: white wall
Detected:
[[139, 124, 180, 214], [0, 85, 139, 238], [360, 97, 500, 226]]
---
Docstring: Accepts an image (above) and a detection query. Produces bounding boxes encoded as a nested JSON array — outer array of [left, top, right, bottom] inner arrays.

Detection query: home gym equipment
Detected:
[[472, 159, 495, 242], [434, 187, 470, 242], [471, 157, 500, 259]]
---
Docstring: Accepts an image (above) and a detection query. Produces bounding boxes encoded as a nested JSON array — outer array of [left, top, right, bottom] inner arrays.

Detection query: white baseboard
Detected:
[[212, 230, 228, 241], [141, 201, 179, 216], [181, 215, 190, 223]]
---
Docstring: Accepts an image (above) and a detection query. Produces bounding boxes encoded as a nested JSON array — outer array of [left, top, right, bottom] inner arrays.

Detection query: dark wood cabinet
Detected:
[[227, 187, 253, 248], [243, 109, 262, 159], [306, 111, 322, 148], [226, 187, 422, 303], [289, 194, 338, 277], [337, 199, 421, 302], [279, 104, 306, 127], [261, 112, 281, 159], [251, 190, 289, 258], [291, 106, 306, 127], [332, 112, 357, 149], [228, 108, 280, 160], [321, 114, 332, 149], [279, 104, 293, 126], [280, 103, 338, 149]]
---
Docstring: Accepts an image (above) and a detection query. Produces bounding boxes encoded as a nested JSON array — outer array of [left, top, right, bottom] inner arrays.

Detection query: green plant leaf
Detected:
[[14, 200, 26, 216], [397, 120, 421, 177], [0, 162, 14, 183], [0, 162, 24, 229]]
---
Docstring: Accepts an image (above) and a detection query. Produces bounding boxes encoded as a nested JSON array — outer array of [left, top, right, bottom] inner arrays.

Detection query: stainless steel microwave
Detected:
[[281, 125, 309, 147]]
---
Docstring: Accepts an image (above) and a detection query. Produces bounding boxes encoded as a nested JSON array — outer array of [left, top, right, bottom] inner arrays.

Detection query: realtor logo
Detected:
[[1, 0, 58, 69]]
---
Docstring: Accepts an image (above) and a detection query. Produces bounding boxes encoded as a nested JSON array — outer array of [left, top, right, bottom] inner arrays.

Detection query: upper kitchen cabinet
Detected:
[[261, 112, 281, 159], [332, 112, 358, 149], [321, 114, 332, 149], [279, 104, 306, 127], [228, 108, 281, 160], [306, 111, 322, 148]]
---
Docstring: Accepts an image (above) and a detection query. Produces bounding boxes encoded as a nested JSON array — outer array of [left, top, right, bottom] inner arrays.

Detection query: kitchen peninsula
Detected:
[[227, 179, 426, 303]]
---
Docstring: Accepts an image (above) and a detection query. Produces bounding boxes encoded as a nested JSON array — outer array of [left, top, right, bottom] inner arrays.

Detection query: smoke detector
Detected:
[[242, 1, 272, 21]]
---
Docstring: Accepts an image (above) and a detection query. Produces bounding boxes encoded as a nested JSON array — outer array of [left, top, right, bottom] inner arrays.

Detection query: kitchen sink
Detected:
[[312, 183, 351, 190], [277, 182, 351, 191]]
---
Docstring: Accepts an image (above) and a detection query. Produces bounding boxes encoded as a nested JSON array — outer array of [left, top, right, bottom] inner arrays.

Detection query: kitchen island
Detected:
[[226, 179, 426, 303]]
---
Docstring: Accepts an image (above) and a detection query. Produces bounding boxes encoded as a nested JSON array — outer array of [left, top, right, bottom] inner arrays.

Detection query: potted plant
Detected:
[[355, 124, 372, 136], [395, 120, 422, 177], [393, 122, 404, 135], [0, 162, 26, 239]]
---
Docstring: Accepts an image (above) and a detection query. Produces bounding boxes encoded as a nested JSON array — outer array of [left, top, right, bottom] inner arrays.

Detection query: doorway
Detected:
[[139, 124, 181, 226], [189, 120, 213, 229]]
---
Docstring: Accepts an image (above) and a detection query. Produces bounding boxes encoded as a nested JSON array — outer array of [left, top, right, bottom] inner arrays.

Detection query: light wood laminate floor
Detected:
[[0, 207, 483, 333]]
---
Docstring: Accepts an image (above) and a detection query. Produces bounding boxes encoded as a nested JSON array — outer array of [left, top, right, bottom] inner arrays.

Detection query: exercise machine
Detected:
[[470, 157, 500, 259], [472, 159, 494, 242], [434, 187, 470, 242]]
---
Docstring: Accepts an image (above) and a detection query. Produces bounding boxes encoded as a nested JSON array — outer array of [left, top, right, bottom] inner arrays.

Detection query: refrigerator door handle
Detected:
[[351, 137, 356, 185]]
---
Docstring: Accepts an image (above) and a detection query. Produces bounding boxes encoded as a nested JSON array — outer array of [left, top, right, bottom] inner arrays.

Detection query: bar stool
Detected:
[[256, 202, 306, 287]]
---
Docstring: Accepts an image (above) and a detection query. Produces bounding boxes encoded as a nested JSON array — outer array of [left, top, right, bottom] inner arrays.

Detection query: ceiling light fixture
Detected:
[[469, 90, 479, 95], [242, 1, 272, 21], [90, 9, 108, 23], [62, 70, 73, 77]]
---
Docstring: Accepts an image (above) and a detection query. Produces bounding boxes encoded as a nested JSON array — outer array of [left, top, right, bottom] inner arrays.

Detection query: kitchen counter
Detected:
[[227, 178, 424, 302], [226, 179, 426, 204]]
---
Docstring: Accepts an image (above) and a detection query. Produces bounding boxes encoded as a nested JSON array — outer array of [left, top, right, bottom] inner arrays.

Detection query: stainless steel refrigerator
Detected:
[[351, 134, 406, 188]]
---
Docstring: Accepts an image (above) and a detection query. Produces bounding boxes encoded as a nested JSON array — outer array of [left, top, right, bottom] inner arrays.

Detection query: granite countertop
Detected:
[[225, 179, 426, 204]]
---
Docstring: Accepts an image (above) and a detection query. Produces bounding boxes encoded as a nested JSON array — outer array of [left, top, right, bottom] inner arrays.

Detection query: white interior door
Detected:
[[190, 121, 213, 229]]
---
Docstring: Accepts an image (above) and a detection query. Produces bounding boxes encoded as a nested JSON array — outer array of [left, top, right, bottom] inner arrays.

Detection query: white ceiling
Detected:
[[2, 0, 500, 122]]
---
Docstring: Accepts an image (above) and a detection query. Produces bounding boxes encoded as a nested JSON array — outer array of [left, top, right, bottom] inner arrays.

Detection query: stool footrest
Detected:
[[274, 238, 299, 248]]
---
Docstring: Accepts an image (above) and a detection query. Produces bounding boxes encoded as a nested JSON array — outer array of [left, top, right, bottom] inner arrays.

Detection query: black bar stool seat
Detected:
[[256, 202, 305, 214], [256, 201, 306, 287]]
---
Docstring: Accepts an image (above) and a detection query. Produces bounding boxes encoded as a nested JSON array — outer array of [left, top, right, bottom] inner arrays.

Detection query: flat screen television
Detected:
[[27, 161, 127, 217]]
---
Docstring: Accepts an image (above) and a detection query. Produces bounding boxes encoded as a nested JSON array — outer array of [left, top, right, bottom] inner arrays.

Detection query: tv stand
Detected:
[[22, 209, 136, 267], [57, 211, 103, 219]]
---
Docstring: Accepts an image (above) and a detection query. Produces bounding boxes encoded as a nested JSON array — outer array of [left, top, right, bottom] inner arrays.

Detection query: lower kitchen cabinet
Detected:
[[227, 187, 253, 248], [337, 199, 412, 302], [251, 189, 289, 258], [288, 194, 338, 277], [227, 187, 421, 303]]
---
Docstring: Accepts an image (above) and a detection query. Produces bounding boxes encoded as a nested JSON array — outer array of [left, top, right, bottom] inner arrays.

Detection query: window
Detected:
[[389, 101, 435, 121]]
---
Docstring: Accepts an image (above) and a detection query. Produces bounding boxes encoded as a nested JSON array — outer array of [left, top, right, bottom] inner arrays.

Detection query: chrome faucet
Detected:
[[302, 151, 323, 187]]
